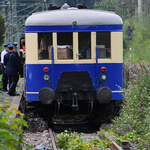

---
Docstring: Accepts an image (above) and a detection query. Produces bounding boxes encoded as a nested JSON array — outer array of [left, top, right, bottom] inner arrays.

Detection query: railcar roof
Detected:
[[25, 9, 123, 26]]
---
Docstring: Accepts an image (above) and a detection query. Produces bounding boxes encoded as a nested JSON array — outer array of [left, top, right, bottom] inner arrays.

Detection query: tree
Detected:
[[94, 0, 121, 13], [51, 0, 95, 8], [0, 13, 5, 48]]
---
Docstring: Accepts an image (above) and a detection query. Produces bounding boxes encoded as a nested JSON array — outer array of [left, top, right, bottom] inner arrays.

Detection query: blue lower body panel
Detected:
[[26, 92, 124, 102], [25, 63, 124, 102]]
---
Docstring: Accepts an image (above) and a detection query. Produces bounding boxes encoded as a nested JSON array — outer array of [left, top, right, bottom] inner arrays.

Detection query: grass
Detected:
[[123, 18, 150, 63]]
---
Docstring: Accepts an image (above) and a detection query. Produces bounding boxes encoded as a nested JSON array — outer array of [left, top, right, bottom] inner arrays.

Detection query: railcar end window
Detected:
[[38, 33, 52, 60], [96, 32, 111, 58], [78, 32, 91, 59], [57, 32, 73, 60]]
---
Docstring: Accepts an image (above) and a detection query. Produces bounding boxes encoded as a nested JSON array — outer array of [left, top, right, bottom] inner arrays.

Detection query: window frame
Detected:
[[25, 31, 123, 64], [54, 32, 96, 64], [96, 31, 111, 59], [38, 32, 53, 61], [97, 32, 123, 63]]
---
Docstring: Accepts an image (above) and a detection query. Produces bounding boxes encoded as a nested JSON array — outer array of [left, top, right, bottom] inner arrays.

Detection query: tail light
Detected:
[[43, 67, 48, 73], [101, 67, 106, 73]]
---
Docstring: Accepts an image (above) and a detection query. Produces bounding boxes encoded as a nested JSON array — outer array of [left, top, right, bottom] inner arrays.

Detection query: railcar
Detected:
[[25, 4, 123, 115]]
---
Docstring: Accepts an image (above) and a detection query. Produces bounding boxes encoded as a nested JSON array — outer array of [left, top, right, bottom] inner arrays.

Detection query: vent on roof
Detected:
[[48, 4, 60, 10], [61, 3, 70, 9]]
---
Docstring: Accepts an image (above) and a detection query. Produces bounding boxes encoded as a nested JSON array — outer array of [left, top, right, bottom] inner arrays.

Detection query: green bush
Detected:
[[56, 130, 112, 150], [56, 131, 84, 149], [0, 108, 28, 150]]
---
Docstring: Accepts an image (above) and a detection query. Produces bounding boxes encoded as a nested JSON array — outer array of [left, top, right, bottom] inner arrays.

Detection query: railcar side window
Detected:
[[96, 32, 111, 58], [57, 32, 73, 60], [38, 33, 52, 60], [78, 32, 91, 59]]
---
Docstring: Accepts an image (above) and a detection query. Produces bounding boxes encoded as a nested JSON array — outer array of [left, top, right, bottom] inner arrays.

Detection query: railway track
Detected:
[[23, 106, 135, 150], [23, 106, 134, 150], [47, 128, 133, 150], [49, 129, 136, 150]]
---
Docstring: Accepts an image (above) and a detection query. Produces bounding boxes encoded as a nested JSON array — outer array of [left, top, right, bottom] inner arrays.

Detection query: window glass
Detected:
[[38, 33, 52, 60], [78, 32, 91, 59], [57, 32, 73, 60], [96, 32, 111, 58]]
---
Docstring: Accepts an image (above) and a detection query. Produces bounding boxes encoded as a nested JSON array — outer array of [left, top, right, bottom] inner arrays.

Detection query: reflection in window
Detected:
[[57, 32, 73, 60], [38, 33, 52, 60], [96, 32, 111, 58], [78, 32, 91, 59]]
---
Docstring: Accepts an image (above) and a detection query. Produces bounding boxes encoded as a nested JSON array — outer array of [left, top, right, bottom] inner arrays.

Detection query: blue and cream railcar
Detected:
[[25, 7, 123, 111]]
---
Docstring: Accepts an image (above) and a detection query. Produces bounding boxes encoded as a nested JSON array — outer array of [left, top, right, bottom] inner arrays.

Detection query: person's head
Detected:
[[3, 44, 9, 51], [13, 43, 18, 52], [21, 39, 25, 45], [7, 44, 14, 52]]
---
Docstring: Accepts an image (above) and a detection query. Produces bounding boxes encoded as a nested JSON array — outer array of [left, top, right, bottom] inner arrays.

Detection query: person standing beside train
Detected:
[[16, 42, 25, 77], [4, 44, 21, 96], [13, 43, 20, 59], [0, 44, 9, 91], [13, 43, 24, 77]]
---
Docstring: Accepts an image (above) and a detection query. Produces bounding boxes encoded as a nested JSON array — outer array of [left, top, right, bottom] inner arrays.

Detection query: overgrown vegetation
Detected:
[[108, 63, 150, 149], [0, 108, 31, 150], [56, 130, 112, 150]]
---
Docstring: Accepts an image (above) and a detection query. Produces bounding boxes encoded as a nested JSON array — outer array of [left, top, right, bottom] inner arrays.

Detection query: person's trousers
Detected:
[[2, 68, 8, 90], [8, 74, 19, 94]]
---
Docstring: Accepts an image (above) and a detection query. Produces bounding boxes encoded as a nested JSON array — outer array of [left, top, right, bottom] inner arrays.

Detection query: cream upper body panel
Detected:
[[25, 32, 123, 64]]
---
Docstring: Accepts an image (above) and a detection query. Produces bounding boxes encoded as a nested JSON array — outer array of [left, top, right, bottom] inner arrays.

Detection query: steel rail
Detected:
[[49, 128, 58, 150], [99, 128, 123, 150]]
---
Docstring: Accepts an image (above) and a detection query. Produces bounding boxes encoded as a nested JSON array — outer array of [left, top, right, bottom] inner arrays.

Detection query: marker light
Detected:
[[101, 67, 106, 72], [101, 74, 107, 80], [43, 67, 48, 73], [44, 75, 49, 80]]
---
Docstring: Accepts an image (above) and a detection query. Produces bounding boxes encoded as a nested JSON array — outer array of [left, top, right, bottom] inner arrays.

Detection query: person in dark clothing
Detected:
[[4, 44, 21, 96], [13, 43, 20, 59], [14, 43, 25, 77]]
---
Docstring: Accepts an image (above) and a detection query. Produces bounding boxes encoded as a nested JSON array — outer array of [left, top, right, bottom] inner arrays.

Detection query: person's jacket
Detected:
[[4, 52, 21, 75], [1, 50, 8, 64]]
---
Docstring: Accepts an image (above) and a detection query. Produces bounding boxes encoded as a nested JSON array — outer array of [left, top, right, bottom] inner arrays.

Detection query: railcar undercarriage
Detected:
[[37, 71, 122, 127], [55, 71, 95, 114]]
